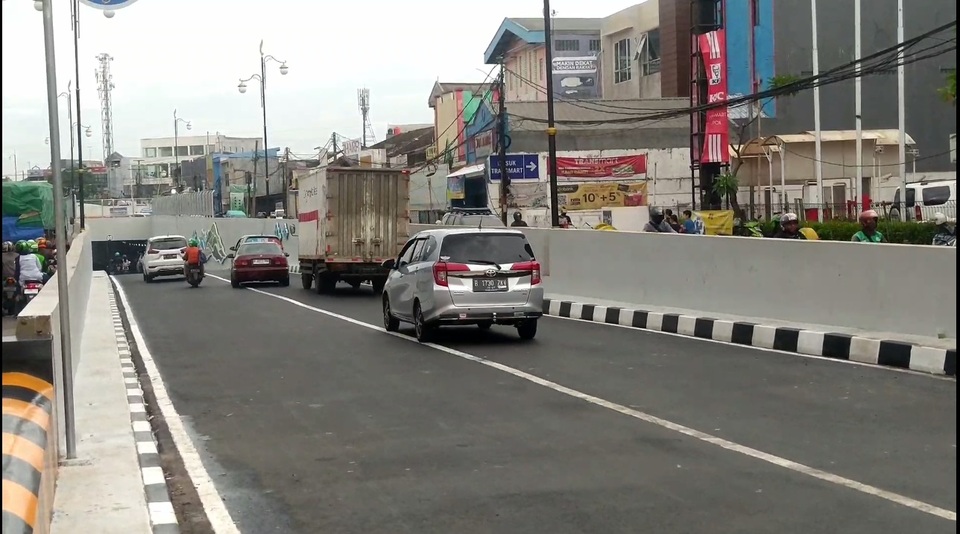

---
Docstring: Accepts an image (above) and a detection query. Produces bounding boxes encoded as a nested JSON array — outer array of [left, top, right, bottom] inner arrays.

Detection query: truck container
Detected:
[[297, 166, 410, 293]]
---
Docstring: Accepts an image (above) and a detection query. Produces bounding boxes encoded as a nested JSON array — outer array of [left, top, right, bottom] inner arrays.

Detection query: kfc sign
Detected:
[[708, 92, 726, 104]]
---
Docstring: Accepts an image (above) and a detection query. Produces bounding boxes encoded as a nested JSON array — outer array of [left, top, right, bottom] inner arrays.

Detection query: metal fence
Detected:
[[150, 191, 215, 217]]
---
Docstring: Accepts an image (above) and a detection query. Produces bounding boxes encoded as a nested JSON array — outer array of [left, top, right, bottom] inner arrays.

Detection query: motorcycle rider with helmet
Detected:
[[2, 242, 18, 282], [772, 212, 806, 239], [181, 239, 206, 277], [15, 240, 44, 287], [852, 210, 887, 243], [932, 212, 956, 246], [643, 206, 677, 233]]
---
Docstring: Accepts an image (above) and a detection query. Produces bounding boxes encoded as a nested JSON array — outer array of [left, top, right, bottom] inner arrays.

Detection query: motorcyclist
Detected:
[[2, 242, 18, 282], [932, 212, 956, 246], [15, 240, 44, 287], [26, 240, 46, 271], [772, 212, 806, 239], [643, 207, 677, 233], [36, 237, 54, 263], [110, 252, 124, 273], [510, 212, 529, 227], [181, 238, 206, 277], [852, 210, 887, 243]]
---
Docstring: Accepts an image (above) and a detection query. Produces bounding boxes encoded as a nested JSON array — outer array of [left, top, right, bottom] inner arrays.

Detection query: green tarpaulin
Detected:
[[2, 181, 55, 228]]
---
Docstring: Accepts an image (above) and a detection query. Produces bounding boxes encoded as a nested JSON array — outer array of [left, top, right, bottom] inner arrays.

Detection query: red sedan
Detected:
[[229, 242, 290, 288]]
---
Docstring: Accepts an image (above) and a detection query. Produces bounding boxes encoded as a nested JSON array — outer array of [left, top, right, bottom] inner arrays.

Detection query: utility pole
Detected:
[[331, 132, 339, 162], [542, 0, 560, 227], [250, 139, 259, 216], [282, 146, 290, 213], [72, 0, 85, 229], [497, 60, 510, 226]]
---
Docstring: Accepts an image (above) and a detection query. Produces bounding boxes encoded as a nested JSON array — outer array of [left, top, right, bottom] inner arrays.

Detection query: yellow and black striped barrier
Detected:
[[2, 372, 57, 534]]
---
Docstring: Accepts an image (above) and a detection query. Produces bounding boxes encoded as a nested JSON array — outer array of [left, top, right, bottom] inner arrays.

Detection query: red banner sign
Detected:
[[554, 155, 647, 180], [699, 29, 730, 164]]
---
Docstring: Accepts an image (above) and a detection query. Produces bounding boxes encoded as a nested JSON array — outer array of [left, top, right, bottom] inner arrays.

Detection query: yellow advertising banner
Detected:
[[693, 210, 735, 235], [557, 182, 648, 211]]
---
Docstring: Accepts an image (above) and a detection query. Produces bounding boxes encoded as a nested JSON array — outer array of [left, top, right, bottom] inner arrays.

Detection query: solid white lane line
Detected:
[[208, 274, 956, 522], [113, 278, 241, 534]]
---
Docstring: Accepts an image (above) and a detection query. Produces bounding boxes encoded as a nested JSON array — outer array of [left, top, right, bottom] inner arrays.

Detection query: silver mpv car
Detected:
[[381, 228, 544, 342]]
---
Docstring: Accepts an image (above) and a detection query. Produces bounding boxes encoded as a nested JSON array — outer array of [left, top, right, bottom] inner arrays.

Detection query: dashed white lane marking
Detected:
[[209, 273, 957, 522], [113, 278, 241, 534]]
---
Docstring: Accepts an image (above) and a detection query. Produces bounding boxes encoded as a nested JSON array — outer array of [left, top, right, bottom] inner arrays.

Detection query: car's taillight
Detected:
[[914, 205, 923, 221], [433, 261, 469, 287], [272, 256, 287, 266], [513, 261, 541, 285], [235, 259, 250, 267], [147, 248, 158, 254]]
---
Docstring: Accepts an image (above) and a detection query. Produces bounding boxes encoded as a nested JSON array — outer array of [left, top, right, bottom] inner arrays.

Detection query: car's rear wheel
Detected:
[[382, 296, 400, 332], [279, 276, 290, 287], [142, 273, 153, 283], [301, 274, 313, 290], [231, 275, 240, 288], [517, 319, 538, 340], [413, 301, 434, 342]]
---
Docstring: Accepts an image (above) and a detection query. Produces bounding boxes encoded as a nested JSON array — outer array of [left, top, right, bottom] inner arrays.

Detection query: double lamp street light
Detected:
[[173, 109, 192, 190], [237, 40, 289, 212]]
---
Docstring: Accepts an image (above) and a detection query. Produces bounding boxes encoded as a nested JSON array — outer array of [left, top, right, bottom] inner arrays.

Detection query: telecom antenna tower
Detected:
[[358, 88, 376, 148], [95, 53, 116, 163]]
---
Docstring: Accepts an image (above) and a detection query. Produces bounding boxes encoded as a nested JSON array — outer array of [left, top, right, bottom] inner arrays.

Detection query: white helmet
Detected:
[[780, 212, 799, 227], [933, 212, 948, 225]]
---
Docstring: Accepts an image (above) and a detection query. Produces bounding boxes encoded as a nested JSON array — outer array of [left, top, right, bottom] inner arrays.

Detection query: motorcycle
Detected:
[[2, 277, 18, 316], [185, 263, 204, 288], [19, 279, 44, 311]]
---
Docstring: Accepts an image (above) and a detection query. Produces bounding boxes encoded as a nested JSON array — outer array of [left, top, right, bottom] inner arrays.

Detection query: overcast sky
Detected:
[[1, 0, 640, 177]]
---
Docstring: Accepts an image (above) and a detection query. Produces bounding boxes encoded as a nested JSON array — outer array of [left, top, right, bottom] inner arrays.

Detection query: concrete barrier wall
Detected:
[[16, 231, 94, 451], [411, 224, 957, 339], [1, 372, 58, 534]]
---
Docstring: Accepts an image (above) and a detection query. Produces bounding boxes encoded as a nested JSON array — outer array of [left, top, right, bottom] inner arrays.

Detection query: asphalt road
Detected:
[[117, 275, 957, 534]]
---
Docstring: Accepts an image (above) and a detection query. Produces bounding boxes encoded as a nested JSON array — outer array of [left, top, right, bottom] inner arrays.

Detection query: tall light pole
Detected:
[[542, 0, 560, 227], [35, 0, 78, 461], [173, 109, 191, 190], [896, 0, 907, 218], [810, 0, 824, 222], [854, 0, 863, 209], [58, 85, 74, 194], [238, 41, 289, 212]]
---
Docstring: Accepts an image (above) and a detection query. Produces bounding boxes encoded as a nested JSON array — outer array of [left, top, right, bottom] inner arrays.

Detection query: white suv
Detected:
[[140, 235, 188, 282]]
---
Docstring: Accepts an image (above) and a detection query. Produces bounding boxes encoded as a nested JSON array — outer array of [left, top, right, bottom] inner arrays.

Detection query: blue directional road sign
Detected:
[[488, 154, 540, 181]]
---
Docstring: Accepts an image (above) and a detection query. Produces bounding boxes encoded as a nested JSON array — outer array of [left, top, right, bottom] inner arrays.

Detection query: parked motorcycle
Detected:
[[2, 277, 18, 316]]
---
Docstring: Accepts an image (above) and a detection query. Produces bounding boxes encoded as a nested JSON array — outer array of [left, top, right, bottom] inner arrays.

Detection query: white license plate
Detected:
[[24, 289, 39, 295], [163, 254, 176, 260], [253, 259, 271, 265]]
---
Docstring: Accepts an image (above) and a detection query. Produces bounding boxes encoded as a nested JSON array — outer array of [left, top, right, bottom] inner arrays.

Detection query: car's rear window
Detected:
[[439, 233, 534, 264], [921, 185, 951, 205], [458, 215, 505, 227], [151, 237, 186, 250], [244, 236, 280, 244], [238, 242, 283, 255]]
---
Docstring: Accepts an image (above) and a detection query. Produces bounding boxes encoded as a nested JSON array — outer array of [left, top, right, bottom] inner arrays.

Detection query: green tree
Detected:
[[940, 69, 956, 105]]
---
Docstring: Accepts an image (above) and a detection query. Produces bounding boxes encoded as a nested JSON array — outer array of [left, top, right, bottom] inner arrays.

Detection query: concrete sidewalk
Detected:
[[50, 274, 154, 533]]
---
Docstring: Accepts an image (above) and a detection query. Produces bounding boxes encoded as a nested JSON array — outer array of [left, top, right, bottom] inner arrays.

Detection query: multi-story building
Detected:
[[136, 134, 262, 190], [600, 2, 662, 100], [428, 82, 496, 168], [484, 17, 603, 101]]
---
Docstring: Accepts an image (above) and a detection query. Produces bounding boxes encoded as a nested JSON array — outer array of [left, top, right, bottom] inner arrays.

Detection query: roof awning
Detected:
[[447, 163, 486, 179]]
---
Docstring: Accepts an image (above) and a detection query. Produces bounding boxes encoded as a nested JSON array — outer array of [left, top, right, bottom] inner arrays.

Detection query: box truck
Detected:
[[297, 166, 410, 294]]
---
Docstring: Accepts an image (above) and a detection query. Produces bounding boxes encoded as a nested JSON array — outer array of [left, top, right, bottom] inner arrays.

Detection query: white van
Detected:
[[889, 180, 956, 222]]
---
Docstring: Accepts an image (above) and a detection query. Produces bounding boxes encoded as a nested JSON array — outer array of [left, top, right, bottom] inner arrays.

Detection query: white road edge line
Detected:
[[112, 277, 242, 534], [208, 273, 956, 522], [549, 315, 956, 381]]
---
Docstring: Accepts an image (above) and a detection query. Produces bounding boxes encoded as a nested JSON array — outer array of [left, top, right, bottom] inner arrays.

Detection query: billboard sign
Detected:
[[699, 30, 731, 164], [552, 155, 647, 180]]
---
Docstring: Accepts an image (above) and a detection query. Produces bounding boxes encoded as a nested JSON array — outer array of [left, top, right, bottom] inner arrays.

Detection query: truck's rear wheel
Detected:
[[318, 274, 338, 293], [371, 279, 385, 295], [301, 274, 313, 290]]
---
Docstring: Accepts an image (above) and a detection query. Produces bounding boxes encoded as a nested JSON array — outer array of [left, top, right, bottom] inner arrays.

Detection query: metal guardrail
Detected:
[[150, 191, 214, 217]]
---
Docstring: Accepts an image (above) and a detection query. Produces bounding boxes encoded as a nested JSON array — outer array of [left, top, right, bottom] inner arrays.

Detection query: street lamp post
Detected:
[[238, 41, 289, 212], [36, 0, 78, 461], [58, 84, 72, 191], [542, 0, 560, 227], [173, 109, 191, 190]]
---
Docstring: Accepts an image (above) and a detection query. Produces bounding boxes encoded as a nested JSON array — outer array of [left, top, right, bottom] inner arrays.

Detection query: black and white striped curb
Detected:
[[108, 288, 181, 534], [543, 298, 957, 377], [288, 264, 301, 274]]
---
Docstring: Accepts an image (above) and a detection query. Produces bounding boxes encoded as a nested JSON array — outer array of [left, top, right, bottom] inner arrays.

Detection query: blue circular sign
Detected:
[[79, 0, 140, 9]]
